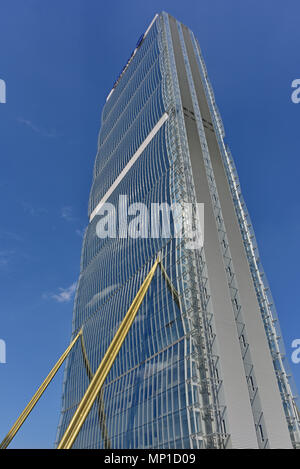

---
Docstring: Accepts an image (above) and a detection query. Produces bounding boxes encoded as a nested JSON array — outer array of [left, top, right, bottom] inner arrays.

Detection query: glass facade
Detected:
[[56, 12, 300, 449]]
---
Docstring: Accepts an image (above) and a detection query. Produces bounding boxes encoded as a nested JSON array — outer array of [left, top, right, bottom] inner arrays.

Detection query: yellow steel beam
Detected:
[[96, 389, 111, 449], [77, 260, 180, 450], [158, 260, 180, 308], [0, 255, 179, 450], [0, 329, 83, 449], [80, 332, 111, 448], [57, 257, 160, 449], [80, 333, 93, 382]]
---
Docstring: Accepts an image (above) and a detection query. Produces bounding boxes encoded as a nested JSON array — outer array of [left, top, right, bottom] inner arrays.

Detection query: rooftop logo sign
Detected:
[[106, 14, 159, 102], [106, 33, 145, 102]]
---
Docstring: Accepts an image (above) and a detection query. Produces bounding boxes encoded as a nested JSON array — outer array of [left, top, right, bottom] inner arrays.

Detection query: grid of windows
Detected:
[[56, 12, 299, 450], [56, 16, 212, 449]]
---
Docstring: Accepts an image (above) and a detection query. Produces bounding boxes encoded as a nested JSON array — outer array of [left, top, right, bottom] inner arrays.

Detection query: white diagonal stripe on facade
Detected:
[[89, 112, 169, 222]]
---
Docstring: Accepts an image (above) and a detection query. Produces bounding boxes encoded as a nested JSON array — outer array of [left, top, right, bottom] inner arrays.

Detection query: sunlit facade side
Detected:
[[56, 12, 300, 449]]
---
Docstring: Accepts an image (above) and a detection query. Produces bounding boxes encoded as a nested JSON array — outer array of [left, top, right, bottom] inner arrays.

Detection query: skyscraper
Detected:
[[56, 12, 300, 449]]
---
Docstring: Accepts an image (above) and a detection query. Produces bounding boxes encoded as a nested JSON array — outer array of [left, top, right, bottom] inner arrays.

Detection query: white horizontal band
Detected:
[[89, 112, 169, 222]]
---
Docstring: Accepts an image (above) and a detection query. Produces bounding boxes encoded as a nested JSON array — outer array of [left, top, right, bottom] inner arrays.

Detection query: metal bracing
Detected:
[[194, 30, 300, 437], [1, 255, 183, 450], [159, 15, 227, 447], [177, 21, 264, 446], [223, 147, 300, 448], [57, 257, 160, 448], [80, 333, 111, 449], [0, 329, 83, 450], [202, 46, 300, 443]]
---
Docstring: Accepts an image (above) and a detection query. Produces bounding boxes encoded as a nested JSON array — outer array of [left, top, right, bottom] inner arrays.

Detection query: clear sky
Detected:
[[0, 0, 299, 449]]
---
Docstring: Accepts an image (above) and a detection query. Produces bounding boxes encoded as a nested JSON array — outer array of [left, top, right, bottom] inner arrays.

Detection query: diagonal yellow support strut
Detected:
[[158, 260, 180, 308], [80, 332, 111, 448], [57, 257, 160, 449], [0, 255, 180, 450], [0, 329, 83, 449]]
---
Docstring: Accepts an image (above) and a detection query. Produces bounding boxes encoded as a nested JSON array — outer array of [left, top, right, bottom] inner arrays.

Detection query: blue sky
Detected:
[[0, 0, 299, 448]]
